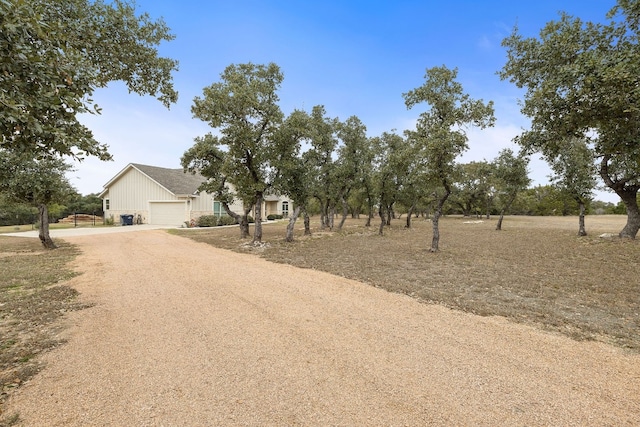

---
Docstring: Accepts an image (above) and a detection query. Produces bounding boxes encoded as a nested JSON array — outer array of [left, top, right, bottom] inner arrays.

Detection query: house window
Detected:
[[282, 201, 289, 217], [105, 199, 110, 210], [213, 201, 226, 217]]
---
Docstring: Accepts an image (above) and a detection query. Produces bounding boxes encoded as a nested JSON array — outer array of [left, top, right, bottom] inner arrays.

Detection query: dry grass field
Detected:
[[173, 214, 640, 351], [0, 238, 87, 416]]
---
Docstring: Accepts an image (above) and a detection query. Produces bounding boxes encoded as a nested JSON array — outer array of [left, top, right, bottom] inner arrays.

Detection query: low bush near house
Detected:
[[196, 215, 218, 227], [218, 216, 238, 226], [196, 215, 241, 227]]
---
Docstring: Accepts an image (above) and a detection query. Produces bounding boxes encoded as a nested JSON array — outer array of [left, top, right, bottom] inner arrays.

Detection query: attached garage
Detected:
[[149, 201, 186, 226]]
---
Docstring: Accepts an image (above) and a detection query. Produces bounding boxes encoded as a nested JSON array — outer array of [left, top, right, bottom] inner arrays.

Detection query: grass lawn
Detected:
[[172, 214, 640, 352]]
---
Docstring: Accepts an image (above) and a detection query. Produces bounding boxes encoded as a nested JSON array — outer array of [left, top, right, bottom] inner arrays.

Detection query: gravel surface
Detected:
[[5, 230, 640, 426]]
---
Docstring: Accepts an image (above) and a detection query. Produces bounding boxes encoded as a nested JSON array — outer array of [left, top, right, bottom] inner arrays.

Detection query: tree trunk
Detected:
[[378, 204, 385, 236], [406, 203, 416, 228], [253, 193, 263, 243], [337, 196, 348, 230], [618, 190, 640, 238], [239, 215, 250, 239], [496, 194, 516, 231], [38, 204, 56, 249], [328, 206, 335, 230], [599, 154, 640, 238], [221, 200, 250, 238], [320, 201, 329, 230], [429, 181, 452, 252], [303, 210, 311, 236], [577, 199, 587, 236], [485, 196, 491, 219], [431, 207, 441, 252], [285, 205, 302, 242], [496, 209, 505, 231], [365, 202, 375, 227], [430, 194, 450, 252]]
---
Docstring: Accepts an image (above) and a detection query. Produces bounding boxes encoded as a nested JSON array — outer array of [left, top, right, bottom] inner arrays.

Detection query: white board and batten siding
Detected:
[[108, 167, 174, 211]]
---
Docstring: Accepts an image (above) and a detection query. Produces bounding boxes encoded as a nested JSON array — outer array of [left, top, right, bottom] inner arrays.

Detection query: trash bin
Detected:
[[120, 214, 134, 226]]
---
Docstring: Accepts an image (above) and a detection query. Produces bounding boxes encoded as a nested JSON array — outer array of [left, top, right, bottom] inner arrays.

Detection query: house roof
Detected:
[[99, 163, 205, 198], [132, 163, 205, 196]]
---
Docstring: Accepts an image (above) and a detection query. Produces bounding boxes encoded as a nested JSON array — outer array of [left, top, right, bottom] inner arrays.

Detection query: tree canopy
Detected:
[[0, 0, 178, 160]]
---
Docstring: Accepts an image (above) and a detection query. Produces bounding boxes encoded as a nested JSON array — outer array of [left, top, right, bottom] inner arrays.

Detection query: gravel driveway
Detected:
[[5, 230, 640, 426]]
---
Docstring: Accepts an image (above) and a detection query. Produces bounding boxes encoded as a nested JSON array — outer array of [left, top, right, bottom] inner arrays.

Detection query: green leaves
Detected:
[[0, 151, 75, 206], [404, 65, 495, 185], [0, 0, 178, 160], [193, 63, 283, 129]]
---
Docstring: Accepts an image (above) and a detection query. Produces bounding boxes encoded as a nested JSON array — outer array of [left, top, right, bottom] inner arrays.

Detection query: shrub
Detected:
[[218, 215, 238, 226], [196, 215, 218, 227], [267, 214, 283, 220]]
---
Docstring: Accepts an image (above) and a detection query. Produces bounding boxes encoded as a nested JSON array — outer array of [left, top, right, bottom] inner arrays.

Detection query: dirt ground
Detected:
[[4, 229, 640, 426]]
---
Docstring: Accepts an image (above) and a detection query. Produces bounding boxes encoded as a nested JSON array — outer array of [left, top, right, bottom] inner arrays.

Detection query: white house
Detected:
[[98, 163, 291, 226]]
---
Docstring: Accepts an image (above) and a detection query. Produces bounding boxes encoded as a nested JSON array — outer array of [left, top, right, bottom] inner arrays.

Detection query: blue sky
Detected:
[[74, 0, 618, 202]]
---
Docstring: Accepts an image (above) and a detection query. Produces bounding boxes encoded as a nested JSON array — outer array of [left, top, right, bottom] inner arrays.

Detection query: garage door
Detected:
[[149, 202, 186, 226]]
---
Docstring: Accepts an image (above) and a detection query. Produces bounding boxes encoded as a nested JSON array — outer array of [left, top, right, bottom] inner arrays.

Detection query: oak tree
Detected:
[[492, 149, 531, 231], [548, 138, 597, 236], [450, 161, 495, 218], [334, 116, 371, 230], [303, 106, 340, 230], [501, 0, 640, 237], [190, 63, 285, 243], [404, 66, 495, 251], [0, 151, 76, 248], [181, 134, 253, 238], [371, 131, 426, 234], [271, 109, 313, 242]]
